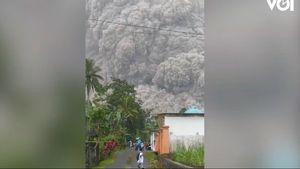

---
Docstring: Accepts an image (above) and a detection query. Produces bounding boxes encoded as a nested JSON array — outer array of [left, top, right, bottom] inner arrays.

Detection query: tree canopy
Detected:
[[86, 59, 157, 145], [85, 57, 103, 98]]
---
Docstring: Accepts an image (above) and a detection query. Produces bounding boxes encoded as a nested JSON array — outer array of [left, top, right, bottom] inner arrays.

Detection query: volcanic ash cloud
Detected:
[[86, 0, 204, 114]]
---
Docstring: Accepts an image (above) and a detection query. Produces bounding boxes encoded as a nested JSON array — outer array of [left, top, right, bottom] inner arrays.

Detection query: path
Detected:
[[105, 149, 149, 169]]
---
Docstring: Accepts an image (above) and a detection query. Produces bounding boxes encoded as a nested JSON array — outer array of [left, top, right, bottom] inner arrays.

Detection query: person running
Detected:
[[136, 148, 144, 169]]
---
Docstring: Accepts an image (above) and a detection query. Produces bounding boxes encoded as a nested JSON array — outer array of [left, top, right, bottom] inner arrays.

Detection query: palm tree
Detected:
[[118, 95, 138, 121], [118, 95, 139, 136], [85, 58, 103, 99]]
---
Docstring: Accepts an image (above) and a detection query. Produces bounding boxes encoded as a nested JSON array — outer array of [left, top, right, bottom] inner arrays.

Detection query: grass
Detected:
[[144, 151, 156, 161], [93, 151, 116, 169], [171, 144, 204, 167], [94, 158, 114, 169], [145, 151, 163, 168]]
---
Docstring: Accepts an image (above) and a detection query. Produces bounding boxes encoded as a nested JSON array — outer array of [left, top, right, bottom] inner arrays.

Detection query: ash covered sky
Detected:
[[86, 0, 204, 114]]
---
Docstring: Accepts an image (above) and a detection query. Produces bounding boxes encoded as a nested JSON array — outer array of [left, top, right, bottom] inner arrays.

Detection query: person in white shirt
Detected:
[[137, 148, 144, 169]]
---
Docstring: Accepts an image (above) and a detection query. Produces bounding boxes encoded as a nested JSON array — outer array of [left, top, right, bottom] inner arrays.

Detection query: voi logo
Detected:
[[267, 0, 295, 11]]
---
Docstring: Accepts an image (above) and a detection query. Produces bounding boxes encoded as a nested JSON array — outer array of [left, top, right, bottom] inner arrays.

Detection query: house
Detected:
[[151, 106, 204, 154]]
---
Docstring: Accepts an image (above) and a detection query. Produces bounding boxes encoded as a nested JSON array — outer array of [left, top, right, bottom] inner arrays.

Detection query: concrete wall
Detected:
[[165, 116, 205, 136], [155, 126, 170, 154], [154, 116, 205, 154], [164, 116, 204, 152], [170, 135, 204, 152]]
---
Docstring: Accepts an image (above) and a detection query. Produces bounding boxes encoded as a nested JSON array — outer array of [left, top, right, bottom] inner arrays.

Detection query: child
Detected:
[[136, 148, 144, 169], [128, 140, 132, 149]]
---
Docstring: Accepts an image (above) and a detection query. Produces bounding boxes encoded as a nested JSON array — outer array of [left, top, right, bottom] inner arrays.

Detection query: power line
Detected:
[[134, 31, 203, 39], [87, 26, 204, 38], [88, 19, 204, 40], [87, 18, 204, 37]]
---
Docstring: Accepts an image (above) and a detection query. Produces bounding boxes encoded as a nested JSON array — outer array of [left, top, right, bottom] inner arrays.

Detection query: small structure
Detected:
[[85, 127, 100, 168], [152, 106, 204, 154]]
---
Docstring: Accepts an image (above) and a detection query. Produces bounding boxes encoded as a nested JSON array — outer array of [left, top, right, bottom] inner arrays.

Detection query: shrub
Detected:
[[99, 135, 120, 160]]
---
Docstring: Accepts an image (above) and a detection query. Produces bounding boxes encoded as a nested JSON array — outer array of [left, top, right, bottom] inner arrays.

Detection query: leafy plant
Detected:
[[85, 57, 103, 98], [171, 143, 204, 167], [85, 58, 155, 163]]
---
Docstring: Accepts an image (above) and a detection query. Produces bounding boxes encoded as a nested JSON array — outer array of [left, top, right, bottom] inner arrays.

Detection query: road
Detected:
[[105, 149, 149, 169]]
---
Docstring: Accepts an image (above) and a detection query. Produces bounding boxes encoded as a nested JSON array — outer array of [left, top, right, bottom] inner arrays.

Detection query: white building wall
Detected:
[[164, 116, 204, 136], [164, 116, 205, 151], [150, 132, 155, 151]]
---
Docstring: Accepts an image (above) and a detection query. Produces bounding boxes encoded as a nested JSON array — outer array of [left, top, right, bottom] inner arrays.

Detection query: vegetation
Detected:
[[85, 58, 158, 164], [171, 144, 204, 167], [94, 150, 116, 169], [85, 58, 103, 98], [145, 152, 163, 168], [179, 107, 187, 114]]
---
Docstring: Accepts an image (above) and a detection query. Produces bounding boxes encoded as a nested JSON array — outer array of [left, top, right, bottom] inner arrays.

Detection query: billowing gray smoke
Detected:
[[86, 0, 204, 114]]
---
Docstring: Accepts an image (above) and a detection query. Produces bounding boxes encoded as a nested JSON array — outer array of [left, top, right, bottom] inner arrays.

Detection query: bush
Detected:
[[171, 143, 204, 167], [99, 135, 120, 160]]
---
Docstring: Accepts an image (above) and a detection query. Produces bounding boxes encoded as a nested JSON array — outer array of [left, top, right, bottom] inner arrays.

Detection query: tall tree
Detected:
[[118, 95, 138, 120], [106, 78, 135, 109], [85, 58, 103, 99]]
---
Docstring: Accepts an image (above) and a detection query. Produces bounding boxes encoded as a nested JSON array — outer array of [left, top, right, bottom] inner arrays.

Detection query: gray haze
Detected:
[[86, 0, 204, 114]]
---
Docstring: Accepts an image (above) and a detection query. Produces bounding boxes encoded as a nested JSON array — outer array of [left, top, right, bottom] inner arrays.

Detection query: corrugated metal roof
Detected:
[[184, 106, 204, 114]]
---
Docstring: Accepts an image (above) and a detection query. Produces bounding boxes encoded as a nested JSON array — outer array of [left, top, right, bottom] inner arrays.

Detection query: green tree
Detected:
[[179, 107, 187, 114], [118, 96, 138, 119], [118, 95, 139, 135], [105, 78, 149, 137], [85, 58, 103, 99], [86, 76, 155, 148], [106, 78, 136, 109]]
